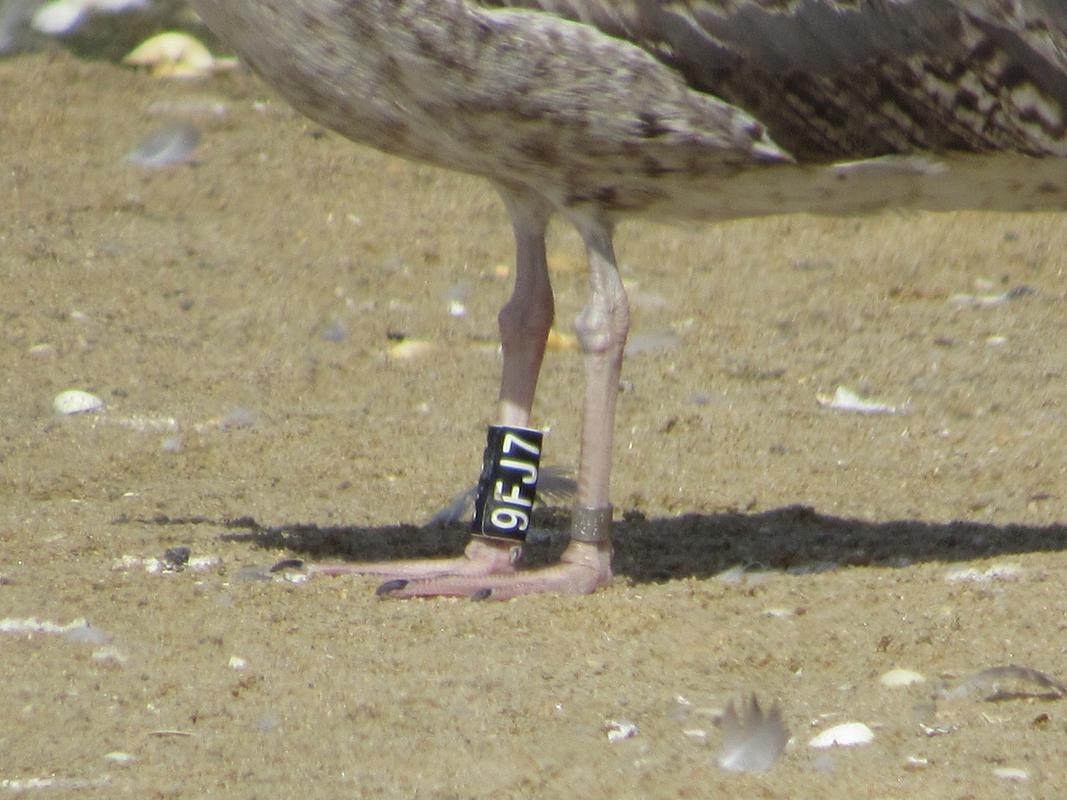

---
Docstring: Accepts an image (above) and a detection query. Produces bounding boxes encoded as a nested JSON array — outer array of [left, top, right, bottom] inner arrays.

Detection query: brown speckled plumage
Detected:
[[192, 0, 1067, 220]]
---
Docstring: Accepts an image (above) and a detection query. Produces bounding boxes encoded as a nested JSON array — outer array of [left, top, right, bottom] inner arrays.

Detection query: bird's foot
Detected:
[[271, 537, 521, 581], [376, 540, 612, 600]]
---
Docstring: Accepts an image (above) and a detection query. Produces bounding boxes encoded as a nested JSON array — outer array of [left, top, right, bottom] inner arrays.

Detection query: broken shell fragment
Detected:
[[880, 668, 926, 688], [808, 721, 874, 748], [54, 389, 104, 415], [605, 719, 639, 743]]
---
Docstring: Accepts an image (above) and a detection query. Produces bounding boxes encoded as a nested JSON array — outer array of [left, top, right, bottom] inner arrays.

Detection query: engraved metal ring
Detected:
[[570, 505, 613, 544]]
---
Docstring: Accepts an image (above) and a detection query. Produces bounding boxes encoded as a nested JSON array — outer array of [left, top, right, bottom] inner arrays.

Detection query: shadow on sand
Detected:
[[149, 504, 1067, 585]]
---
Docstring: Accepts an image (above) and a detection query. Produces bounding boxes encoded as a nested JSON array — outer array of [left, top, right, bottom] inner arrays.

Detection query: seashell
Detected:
[[123, 32, 238, 78], [816, 385, 905, 415], [808, 721, 874, 748], [53, 389, 104, 415], [880, 668, 926, 688], [605, 719, 639, 743], [31, 0, 87, 35]]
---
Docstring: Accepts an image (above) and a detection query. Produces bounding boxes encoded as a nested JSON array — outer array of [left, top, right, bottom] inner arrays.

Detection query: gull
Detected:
[[190, 0, 1067, 598]]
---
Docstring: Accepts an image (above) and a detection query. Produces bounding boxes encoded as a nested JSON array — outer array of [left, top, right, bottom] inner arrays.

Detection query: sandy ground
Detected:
[[2, 53, 1067, 798]]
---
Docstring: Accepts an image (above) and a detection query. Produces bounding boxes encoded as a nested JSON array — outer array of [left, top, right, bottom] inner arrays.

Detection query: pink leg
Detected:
[[382, 209, 626, 599], [283, 185, 556, 584]]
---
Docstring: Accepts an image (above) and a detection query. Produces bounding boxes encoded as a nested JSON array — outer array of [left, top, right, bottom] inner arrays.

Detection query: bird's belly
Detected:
[[633, 152, 1067, 223]]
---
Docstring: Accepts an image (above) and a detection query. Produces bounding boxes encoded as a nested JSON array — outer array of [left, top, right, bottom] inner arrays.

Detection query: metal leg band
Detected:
[[570, 505, 613, 544]]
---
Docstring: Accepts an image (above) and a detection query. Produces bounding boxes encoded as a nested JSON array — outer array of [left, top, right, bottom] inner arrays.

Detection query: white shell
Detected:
[[605, 719, 639, 743], [816, 385, 905, 415], [123, 32, 238, 78], [880, 668, 926, 688], [993, 767, 1029, 782], [53, 389, 104, 415], [31, 0, 86, 35], [808, 722, 875, 748]]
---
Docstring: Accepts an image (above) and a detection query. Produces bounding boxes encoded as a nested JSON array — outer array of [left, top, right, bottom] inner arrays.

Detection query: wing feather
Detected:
[[479, 0, 1067, 158]]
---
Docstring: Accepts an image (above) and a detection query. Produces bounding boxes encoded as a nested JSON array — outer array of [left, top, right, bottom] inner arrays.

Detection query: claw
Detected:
[[376, 578, 409, 597], [271, 558, 305, 572]]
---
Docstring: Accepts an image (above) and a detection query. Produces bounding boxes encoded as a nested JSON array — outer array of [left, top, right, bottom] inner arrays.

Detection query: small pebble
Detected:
[[163, 546, 191, 570], [320, 320, 347, 342], [228, 655, 248, 671], [54, 389, 104, 415], [993, 767, 1029, 782], [809, 722, 874, 748], [126, 124, 201, 168]]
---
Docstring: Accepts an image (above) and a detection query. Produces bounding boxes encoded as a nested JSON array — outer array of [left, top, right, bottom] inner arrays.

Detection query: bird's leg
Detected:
[[494, 186, 555, 430], [433, 186, 557, 574], [277, 187, 555, 583], [381, 211, 625, 599]]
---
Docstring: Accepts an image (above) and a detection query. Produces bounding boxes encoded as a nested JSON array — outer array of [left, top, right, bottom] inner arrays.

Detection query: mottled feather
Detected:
[[485, 0, 1067, 159], [192, 1, 1067, 221]]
